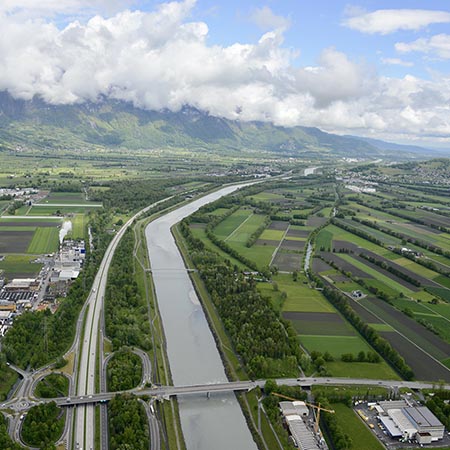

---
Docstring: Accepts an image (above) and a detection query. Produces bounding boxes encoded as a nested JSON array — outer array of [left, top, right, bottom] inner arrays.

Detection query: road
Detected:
[[73, 196, 173, 450], [4, 377, 449, 412]]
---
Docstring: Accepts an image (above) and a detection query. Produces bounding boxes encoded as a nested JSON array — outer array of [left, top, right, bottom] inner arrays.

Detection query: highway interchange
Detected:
[[1, 186, 450, 450]]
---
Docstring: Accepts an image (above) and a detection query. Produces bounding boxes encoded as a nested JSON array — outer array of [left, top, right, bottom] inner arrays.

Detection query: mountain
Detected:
[[346, 135, 446, 157], [0, 91, 439, 159]]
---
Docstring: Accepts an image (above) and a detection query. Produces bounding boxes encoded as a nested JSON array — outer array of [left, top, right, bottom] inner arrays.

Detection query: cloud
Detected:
[[381, 57, 414, 67], [343, 9, 450, 35], [0, 0, 449, 145], [396, 34, 450, 59], [249, 6, 291, 31]]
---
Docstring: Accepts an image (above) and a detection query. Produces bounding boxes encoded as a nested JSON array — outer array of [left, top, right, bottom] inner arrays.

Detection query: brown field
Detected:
[[0, 221, 59, 227], [256, 239, 280, 246], [312, 258, 333, 273], [286, 228, 310, 238], [0, 231, 34, 253], [272, 251, 301, 271], [332, 240, 359, 252], [379, 331, 450, 382], [320, 252, 374, 279], [281, 240, 305, 251], [307, 216, 328, 227], [366, 298, 450, 358], [348, 298, 384, 324], [283, 311, 354, 336], [268, 221, 289, 231]]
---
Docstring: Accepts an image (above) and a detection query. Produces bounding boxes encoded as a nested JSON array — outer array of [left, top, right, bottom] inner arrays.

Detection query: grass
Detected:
[[214, 208, 252, 239], [275, 274, 335, 313], [190, 226, 248, 270], [330, 403, 385, 450], [228, 241, 275, 267], [326, 361, 400, 379], [226, 213, 268, 244], [27, 227, 59, 253], [316, 229, 333, 250], [259, 229, 285, 240], [70, 214, 86, 239], [368, 323, 394, 332], [0, 254, 43, 277], [298, 335, 372, 357]]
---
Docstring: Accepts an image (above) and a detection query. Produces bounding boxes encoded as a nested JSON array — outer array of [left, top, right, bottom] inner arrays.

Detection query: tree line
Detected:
[[311, 273, 414, 380]]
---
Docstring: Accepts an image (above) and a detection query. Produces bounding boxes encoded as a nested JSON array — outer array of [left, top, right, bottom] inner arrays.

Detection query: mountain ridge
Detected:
[[0, 91, 443, 159]]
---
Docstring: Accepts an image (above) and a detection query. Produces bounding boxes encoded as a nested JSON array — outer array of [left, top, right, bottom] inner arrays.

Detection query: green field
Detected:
[[190, 226, 248, 270], [299, 335, 372, 357], [70, 214, 86, 239], [316, 229, 333, 250], [276, 275, 335, 313], [214, 208, 252, 239], [27, 227, 59, 254], [330, 403, 385, 450], [260, 229, 285, 240], [0, 255, 43, 277], [28, 205, 95, 215], [226, 213, 267, 244], [41, 191, 101, 205], [326, 361, 399, 379]]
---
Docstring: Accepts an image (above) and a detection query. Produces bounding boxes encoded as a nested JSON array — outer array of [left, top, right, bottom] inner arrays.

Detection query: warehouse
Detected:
[[376, 401, 444, 443], [279, 401, 324, 450]]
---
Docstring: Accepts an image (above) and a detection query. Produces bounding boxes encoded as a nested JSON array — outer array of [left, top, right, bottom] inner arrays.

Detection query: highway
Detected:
[[73, 196, 173, 450]]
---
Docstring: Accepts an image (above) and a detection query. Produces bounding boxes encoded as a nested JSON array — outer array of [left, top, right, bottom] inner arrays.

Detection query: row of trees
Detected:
[[246, 216, 271, 247], [180, 220, 301, 378], [358, 252, 421, 287], [312, 274, 414, 380]]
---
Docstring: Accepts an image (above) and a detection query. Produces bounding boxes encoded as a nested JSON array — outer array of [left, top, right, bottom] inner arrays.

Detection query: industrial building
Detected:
[[376, 400, 444, 444], [279, 401, 326, 450]]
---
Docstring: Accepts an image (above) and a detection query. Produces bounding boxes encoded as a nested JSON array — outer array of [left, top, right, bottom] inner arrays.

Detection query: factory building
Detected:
[[376, 401, 444, 444], [279, 401, 325, 450]]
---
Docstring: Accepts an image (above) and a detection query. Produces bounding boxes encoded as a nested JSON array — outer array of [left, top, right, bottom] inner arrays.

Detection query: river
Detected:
[[145, 184, 258, 450]]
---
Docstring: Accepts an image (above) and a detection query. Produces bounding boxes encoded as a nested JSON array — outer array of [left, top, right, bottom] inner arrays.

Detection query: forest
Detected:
[[108, 394, 149, 450]]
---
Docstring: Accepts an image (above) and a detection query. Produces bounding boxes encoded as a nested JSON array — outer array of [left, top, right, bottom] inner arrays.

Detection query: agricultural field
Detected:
[[311, 166, 450, 382], [0, 255, 43, 278], [27, 227, 59, 254]]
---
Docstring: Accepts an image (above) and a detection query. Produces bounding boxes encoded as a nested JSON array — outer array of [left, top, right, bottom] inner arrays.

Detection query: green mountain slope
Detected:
[[0, 91, 430, 158]]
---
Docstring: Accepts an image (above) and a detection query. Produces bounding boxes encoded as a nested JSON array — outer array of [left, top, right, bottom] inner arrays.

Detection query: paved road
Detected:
[[5, 377, 448, 412], [73, 196, 173, 450], [139, 399, 160, 450]]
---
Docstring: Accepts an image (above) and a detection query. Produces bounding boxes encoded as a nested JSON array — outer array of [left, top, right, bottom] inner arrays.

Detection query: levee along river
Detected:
[[145, 184, 258, 450]]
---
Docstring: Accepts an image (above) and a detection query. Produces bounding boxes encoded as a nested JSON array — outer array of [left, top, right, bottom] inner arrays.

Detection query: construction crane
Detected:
[[271, 392, 335, 434]]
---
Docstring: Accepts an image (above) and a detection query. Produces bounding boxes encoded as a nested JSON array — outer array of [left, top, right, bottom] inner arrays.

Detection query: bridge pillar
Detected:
[[206, 392, 210, 399]]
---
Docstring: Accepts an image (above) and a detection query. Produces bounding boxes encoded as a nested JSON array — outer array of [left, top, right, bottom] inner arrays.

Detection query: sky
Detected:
[[1, 0, 450, 147]]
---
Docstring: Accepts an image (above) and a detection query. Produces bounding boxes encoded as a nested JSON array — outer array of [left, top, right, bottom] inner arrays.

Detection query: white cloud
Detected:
[[343, 9, 450, 35], [381, 57, 414, 67], [396, 34, 450, 59], [250, 6, 291, 31], [0, 0, 449, 144]]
